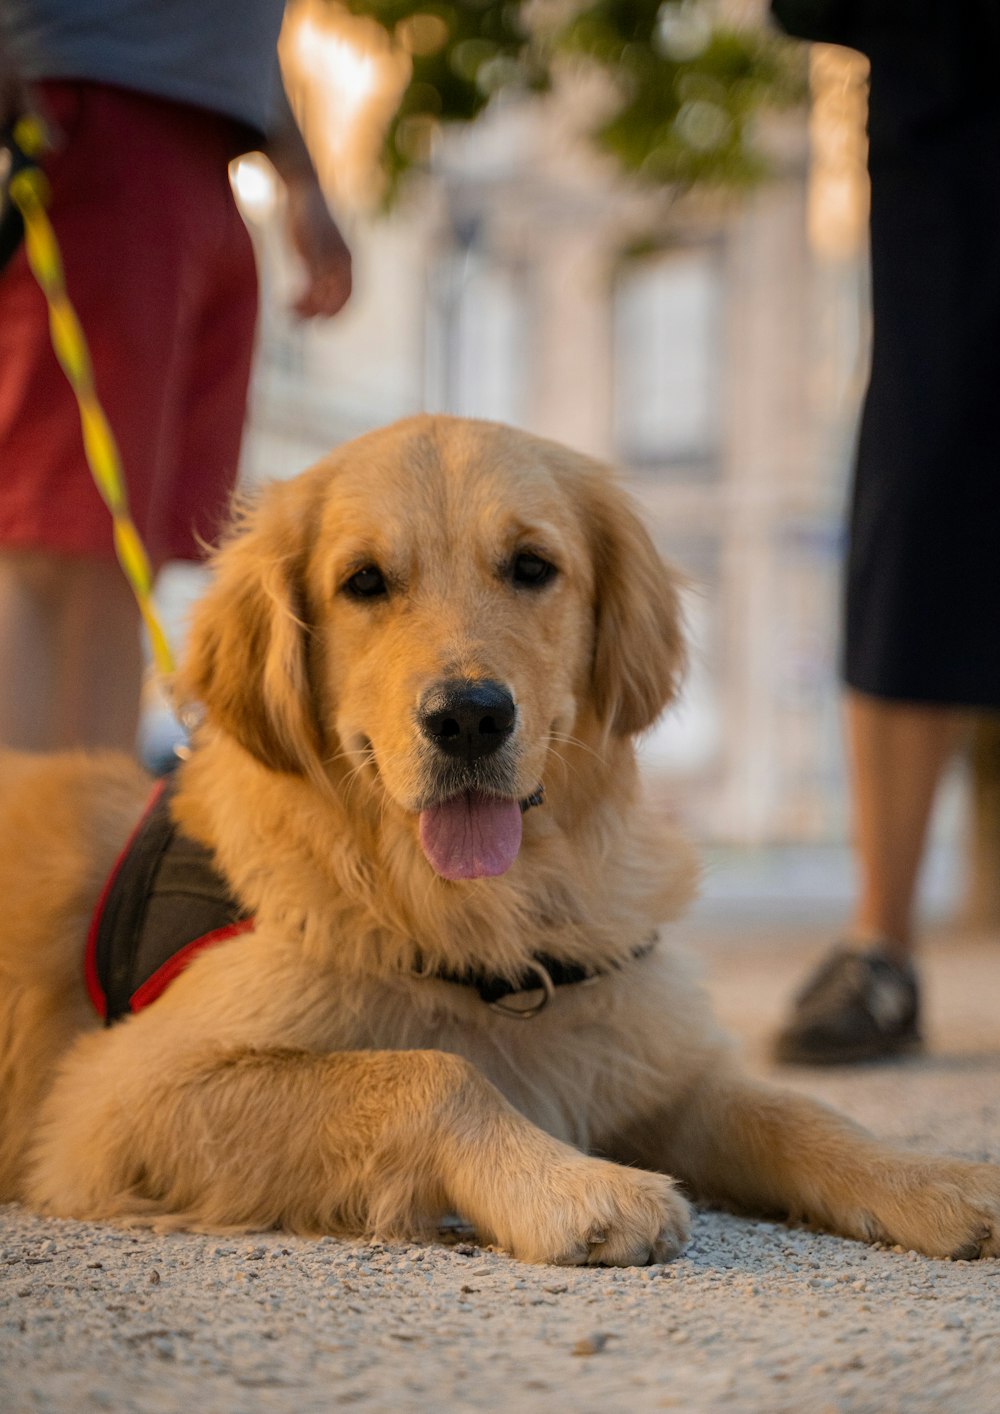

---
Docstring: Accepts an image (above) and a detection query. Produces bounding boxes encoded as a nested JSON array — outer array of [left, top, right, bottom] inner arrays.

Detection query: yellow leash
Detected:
[[6, 115, 175, 679]]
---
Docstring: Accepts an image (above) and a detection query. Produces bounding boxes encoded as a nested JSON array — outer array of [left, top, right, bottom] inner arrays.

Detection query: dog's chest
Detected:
[[188, 934, 717, 1153], [288, 969, 682, 1151]]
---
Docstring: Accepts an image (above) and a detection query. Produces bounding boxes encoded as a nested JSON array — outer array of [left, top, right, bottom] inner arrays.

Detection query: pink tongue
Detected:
[[418, 792, 523, 881]]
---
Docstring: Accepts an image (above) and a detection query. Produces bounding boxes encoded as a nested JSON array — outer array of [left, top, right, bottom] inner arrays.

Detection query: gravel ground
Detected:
[[2, 924, 998, 1413]]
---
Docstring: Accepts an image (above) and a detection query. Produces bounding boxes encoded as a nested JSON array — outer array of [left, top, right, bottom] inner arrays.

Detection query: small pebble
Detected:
[[573, 1332, 614, 1357]]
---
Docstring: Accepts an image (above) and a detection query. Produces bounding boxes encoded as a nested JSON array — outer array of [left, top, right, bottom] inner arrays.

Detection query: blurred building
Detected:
[[216, 29, 875, 846]]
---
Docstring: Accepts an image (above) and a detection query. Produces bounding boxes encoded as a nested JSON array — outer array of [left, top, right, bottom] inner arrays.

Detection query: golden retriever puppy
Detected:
[[0, 416, 997, 1264]]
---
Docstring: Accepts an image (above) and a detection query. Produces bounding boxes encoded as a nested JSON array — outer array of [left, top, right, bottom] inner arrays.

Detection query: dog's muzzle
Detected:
[[414, 679, 530, 881]]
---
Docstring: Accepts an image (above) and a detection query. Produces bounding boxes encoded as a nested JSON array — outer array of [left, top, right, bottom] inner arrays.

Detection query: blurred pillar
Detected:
[[807, 44, 869, 263], [531, 228, 614, 459]]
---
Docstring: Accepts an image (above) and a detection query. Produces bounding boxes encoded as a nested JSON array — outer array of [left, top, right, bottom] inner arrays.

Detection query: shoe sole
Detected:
[[772, 1033, 924, 1067]]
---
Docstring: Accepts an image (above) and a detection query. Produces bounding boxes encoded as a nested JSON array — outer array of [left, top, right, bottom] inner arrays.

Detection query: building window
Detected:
[[613, 244, 723, 472], [425, 235, 529, 426]]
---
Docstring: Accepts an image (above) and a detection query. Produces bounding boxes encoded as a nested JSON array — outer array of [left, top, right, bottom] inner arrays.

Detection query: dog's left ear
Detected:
[[175, 478, 325, 777], [585, 472, 687, 737]]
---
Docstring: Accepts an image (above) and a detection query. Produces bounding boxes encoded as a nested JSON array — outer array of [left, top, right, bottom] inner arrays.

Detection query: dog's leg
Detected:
[[28, 1039, 690, 1265], [620, 1066, 1000, 1259]]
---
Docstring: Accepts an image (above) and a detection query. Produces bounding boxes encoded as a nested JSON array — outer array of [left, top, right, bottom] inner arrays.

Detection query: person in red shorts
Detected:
[[0, 3, 352, 753]]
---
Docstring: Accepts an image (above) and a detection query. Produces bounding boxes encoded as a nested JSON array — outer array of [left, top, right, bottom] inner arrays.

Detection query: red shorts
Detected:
[[0, 82, 258, 567]]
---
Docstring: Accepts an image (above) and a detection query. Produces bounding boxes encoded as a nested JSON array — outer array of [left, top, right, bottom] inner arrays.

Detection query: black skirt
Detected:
[[772, 3, 1000, 707], [844, 103, 1000, 708], [842, 16, 1000, 707]]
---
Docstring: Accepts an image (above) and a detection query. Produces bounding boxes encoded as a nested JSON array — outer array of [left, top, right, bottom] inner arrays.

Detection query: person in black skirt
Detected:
[[770, 0, 1000, 1062]]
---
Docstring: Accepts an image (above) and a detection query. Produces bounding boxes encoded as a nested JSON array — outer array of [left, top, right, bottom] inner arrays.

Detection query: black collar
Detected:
[[423, 937, 658, 1019]]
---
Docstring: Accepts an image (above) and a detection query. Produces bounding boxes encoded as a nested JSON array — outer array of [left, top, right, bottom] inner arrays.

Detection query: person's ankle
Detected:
[[846, 931, 914, 969]]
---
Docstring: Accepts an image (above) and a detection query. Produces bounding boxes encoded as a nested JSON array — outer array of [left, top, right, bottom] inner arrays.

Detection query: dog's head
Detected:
[[178, 417, 685, 881]]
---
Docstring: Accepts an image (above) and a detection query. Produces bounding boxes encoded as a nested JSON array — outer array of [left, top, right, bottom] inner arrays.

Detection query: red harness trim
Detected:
[[85, 781, 255, 1020], [84, 781, 167, 1021], [127, 917, 255, 1013]]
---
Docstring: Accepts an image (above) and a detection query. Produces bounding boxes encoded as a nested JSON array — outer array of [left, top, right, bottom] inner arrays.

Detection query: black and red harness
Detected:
[[85, 780, 253, 1024]]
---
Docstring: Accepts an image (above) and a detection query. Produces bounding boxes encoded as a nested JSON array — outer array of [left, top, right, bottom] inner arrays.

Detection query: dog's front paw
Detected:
[[858, 1156, 1000, 1260], [501, 1157, 690, 1266]]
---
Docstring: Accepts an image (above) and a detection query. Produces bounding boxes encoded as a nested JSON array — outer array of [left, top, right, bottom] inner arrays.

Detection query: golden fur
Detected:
[[1, 415, 998, 1264]]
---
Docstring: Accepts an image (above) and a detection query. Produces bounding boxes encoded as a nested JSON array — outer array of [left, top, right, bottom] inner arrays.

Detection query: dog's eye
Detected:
[[511, 552, 557, 590], [343, 565, 388, 600]]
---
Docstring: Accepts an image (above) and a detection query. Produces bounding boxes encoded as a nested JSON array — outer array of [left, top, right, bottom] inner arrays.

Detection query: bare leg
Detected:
[[844, 690, 965, 960], [773, 692, 967, 1061], [0, 550, 143, 753]]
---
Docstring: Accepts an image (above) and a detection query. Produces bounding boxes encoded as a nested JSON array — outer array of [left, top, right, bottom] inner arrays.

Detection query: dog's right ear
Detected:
[[175, 478, 325, 777], [583, 470, 687, 739]]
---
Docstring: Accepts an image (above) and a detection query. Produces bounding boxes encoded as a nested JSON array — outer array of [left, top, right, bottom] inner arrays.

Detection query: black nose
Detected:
[[419, 679, 516, 762]]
